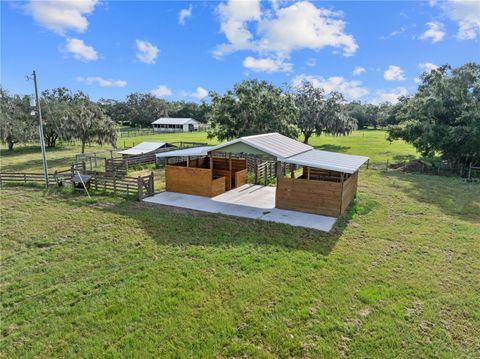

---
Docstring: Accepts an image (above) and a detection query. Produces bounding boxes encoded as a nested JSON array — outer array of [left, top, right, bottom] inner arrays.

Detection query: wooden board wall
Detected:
[[165, 165, 225, 197], [275, 176, 343, 217], [235, 169, 248, 188], [340, 171, 358, 214]]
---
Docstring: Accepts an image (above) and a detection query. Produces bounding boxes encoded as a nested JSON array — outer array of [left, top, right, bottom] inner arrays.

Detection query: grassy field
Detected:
[[0, 130, 417, 173], [1, 130, 479, 357], [1, 170, 479, 357]]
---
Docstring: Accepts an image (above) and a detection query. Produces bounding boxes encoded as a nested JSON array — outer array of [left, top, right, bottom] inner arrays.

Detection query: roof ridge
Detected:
[[241, 132, 279, 140]]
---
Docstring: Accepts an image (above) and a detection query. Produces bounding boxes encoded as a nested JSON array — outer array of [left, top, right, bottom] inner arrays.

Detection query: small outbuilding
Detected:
[[152, 118, 199, 133], [118, 141, 175, 157], [156, 133, 368, 217]]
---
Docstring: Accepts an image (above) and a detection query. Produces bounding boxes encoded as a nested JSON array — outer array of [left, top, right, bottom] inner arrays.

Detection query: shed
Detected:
[[152, 118, 199, 133], [118, 141, 175, 157], [156, 133, 368, 217]]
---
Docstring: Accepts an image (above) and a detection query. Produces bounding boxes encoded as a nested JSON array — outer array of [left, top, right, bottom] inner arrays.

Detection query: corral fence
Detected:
[[366, 159, 480, 181], [0, 167, 155, 201], [0, 172, 56, 186], [105, 141, 208, 175]]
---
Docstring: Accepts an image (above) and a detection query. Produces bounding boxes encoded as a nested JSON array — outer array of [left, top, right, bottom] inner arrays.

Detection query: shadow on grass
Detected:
[[313, 144, 351, 153], [0, 144, 75, 158], [30, 186, 359, 255], [380, 170, 480, 223]]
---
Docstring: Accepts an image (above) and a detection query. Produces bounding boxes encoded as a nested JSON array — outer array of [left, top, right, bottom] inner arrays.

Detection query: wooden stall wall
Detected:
[[235, 169, 248, 188], [275, 177, 343, 217], [340, 171, 358, 214]]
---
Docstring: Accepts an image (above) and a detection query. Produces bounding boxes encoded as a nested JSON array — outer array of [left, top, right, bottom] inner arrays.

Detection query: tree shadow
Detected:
[[314, 144, 351, 153], [0, 145, 72, 158], [392, 154, 417, 162], [380, 170, 480, 224]]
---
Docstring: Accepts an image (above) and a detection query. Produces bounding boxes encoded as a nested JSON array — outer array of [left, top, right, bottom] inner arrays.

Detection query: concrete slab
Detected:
[[143, 184, 337, 232]]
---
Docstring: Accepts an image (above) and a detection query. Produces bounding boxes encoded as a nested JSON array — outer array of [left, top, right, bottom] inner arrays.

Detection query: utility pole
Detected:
[[32, 70, 49, 188]]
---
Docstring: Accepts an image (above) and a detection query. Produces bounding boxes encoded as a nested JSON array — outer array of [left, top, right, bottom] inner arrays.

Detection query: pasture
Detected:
[[1, 130, 479, 358]]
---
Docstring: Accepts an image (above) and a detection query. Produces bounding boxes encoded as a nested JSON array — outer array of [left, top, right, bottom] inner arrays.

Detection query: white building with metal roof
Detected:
[[152, 118, 199, 133]]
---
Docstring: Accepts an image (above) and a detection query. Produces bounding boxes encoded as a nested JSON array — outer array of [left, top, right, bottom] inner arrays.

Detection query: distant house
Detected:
[[152, 118, 199, 133]]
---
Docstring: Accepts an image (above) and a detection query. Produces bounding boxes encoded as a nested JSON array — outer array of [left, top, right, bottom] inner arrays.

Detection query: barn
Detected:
[[118, 141, 175, 157], [152, 118, 199, 133], [156, 133, 368, 217]]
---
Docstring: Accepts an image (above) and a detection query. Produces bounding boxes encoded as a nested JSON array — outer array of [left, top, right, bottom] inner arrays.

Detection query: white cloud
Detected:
[[352, 66, 366, 76], [214, 0, 358, 60], [191, 87, 209, 99], [418, 62, 439, 72], [243, 56, 292, 73], [374, 87, 408, 104], [414, 77, 422, 84], [64, 38, 98, 61], [441, 0, 480, 40], [380, 25, 407, 40], [151, 85, 172, 97], [135, 40, 159, 64], [25, 0, 98, 35], [420, 22, 445, 43], [384, 65, 406, 81], [179, 4, 192, 25], [292, 74, 369, 100], [77, 76, 126, 88]]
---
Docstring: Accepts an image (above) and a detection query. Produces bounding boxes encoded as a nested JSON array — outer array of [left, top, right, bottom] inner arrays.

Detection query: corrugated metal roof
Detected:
[[210, 133, 312, 158], [155, 146, 213, 158], [152, 117, 198, 125], [118, 141, 166, 155], [281, 149, 368, 174]]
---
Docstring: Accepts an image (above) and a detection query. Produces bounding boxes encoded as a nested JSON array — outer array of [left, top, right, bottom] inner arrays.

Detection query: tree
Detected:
[[388, 63, 480, 166], [207, 79, 298, 141], [65, 95, 117, 153], [98, 98, 130, 125], [294, 82, 357, 144], [168, 101, 208, 123], [345, 101, 369, 130], [0, 88, 36, 150], [41, 87, 74, 147], [125, 93, 169, 127]]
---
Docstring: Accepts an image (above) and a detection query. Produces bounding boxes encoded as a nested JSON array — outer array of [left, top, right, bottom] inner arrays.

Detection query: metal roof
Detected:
[[155, 146, 214, 158], [210, 132, 312, 158], [152, 117, 198, 125], [281, 149, 368, 174], [118, 141, 167, 155]]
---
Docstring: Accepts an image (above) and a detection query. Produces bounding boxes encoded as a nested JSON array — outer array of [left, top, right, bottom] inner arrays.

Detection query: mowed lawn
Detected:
[[1, 130, 479, 357], [0, 130, 417, 173]]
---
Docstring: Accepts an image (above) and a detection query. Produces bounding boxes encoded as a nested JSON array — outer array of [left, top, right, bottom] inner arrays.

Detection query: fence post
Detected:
[[94, 171, 98, 191], [468, 163, 472, 181], [150, 172, 154, 194], [366, 159, 369, 170], [137, 176, 143, 201], [386, 160, 389, 171], [24, 173, 27, 184], [113, 176, 117, 194]]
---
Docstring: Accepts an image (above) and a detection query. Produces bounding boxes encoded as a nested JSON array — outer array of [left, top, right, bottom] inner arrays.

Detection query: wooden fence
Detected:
[[0, 172, 56, 186], [0, 169, 155, 200], [88, 172, 154, 200]]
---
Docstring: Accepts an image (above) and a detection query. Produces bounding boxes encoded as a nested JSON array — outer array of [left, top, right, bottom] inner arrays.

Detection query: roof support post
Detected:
[[307, 167, 310, 180], [209, 154, 213, 170], [290, 164, 295, 179], [187, 156, 190, 168]]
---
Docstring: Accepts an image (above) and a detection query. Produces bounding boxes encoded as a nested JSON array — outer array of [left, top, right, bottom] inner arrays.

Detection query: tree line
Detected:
[[1, 62, 478, 166]]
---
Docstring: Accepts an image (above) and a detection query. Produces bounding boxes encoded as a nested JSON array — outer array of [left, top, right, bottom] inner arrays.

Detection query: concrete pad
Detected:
[[143, 184, 337, 232]]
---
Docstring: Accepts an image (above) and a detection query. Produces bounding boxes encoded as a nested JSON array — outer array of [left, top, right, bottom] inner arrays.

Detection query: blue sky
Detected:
[[1, 0, 479, 103]]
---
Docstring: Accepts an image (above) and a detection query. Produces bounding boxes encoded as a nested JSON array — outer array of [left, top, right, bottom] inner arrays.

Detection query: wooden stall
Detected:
[[165, 155, 247, 197], [275, 167, 359, 217]]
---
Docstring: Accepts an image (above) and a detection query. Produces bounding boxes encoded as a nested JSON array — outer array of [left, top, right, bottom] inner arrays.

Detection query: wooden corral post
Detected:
[[137, 176, 143, 201], [94, 171, 98, 191], [254, 164, 258, 184], [386, 160, 389, 171], [209, 155, 213, 170], [366, 159, 369, 169], [187, 156, 190, 168], [290, 164, 295, 178], [307, 167, 310, 180], [150, 172, 154, 194], [113, 176, 117, 194]]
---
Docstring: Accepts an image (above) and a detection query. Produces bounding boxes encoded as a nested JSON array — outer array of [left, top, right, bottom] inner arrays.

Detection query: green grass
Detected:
[[1, 170, 479, 358], [0, 130, 417, 173]]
